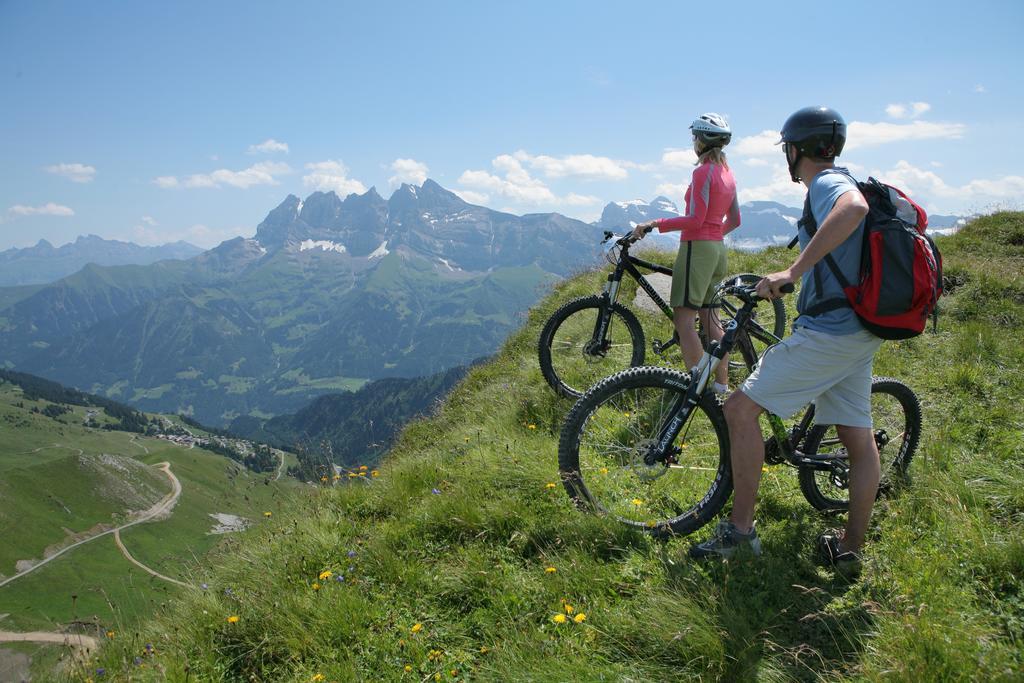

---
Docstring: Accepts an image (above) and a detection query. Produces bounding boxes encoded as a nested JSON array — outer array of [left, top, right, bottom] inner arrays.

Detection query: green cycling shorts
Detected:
[[670, 240, 728, 309]]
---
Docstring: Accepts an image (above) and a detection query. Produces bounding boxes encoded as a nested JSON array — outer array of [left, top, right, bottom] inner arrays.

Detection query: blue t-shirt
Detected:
[[794, 168, 866, 336]]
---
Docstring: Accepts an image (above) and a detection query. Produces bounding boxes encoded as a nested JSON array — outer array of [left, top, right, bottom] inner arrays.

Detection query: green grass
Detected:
[[0, 386, 302, 675], [78, 213, 1024, 681]]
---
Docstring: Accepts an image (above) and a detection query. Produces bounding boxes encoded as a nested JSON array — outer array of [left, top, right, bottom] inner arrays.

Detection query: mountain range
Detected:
[[595, 197, 965, 250], [0, 235, 203, 286], [0, 180, 600, 425]]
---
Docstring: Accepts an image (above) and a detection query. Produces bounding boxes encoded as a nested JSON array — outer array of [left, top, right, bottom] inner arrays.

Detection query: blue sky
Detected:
[[1, 0, 1021, 250]]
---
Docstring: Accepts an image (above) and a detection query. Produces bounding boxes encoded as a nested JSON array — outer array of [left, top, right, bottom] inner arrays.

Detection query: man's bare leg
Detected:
[[835, 425, 880, 552], [723, 390, 765, 533]]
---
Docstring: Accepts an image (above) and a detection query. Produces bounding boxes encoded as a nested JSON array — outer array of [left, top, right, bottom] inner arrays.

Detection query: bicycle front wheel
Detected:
[[798, 377, 922, 511], [538, 295, 645, 399], [558, 366, 731, 537]]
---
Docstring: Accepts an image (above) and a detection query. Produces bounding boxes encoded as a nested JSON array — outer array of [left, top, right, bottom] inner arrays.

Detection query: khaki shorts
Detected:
[[740, 327, 883, 428], [670, 240, 728, 309]]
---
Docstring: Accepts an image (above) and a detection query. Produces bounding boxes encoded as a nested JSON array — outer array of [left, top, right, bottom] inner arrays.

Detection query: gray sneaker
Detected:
[[689, 520, 762, 559], [816, 529, 863, 577]]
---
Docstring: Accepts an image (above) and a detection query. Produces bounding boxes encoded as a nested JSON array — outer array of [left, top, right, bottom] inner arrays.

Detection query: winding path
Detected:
[[0, 462, 183, 590], [0, 630, 98, 651]]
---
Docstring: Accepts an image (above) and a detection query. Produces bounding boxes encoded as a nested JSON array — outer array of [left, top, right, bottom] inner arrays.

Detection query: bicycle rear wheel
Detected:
[[710, 273, 787, 371], [558, 366, 731, 537], [798, 377, 922, 511], [538, 295, 646, 399]]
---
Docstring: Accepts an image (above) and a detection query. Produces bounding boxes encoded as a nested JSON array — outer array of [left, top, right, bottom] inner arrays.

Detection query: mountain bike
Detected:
[[538, 231, 787, 399], [557, 281, 922, 538]]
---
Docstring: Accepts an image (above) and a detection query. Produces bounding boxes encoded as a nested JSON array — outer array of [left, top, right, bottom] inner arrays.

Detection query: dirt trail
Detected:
[[0, 462, 183, 590], [0, 631, 98, 650]]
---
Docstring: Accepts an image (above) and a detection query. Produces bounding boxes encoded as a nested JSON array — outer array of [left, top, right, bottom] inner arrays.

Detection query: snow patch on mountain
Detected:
[[369, 241, 390, 258], [300, 239, 347, 254]]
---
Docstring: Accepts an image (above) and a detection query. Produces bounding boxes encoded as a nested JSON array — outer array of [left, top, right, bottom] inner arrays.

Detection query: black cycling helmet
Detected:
[[778, 106, 846, 182]]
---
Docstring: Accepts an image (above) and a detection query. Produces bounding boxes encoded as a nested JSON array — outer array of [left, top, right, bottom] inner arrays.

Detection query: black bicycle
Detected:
[[557, 281, 922, 538], [538, 231, 787, 399]]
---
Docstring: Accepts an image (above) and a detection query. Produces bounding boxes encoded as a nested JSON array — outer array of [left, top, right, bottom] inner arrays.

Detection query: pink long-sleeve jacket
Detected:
[[656, 162, 741, 241]]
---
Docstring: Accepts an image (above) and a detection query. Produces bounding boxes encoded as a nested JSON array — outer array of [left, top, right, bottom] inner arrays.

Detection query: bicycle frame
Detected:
[[641, 286, 843, 474], [592, 234, 782, 358]]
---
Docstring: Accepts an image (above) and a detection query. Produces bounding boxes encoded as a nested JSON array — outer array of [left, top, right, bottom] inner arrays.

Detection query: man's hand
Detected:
[[631, 221, 657, 241], [756, 270, 795, 300]]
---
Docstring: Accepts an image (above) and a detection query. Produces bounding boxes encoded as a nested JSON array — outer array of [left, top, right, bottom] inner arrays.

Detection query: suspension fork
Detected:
[[590, 267, 625, 348]]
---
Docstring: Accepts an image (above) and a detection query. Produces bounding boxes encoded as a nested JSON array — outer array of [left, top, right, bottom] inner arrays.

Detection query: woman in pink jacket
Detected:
[[632, 113, 741, 394]]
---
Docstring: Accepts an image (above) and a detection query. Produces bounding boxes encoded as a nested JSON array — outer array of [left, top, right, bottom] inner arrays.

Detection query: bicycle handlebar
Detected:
[[725, 281, 795, 303]]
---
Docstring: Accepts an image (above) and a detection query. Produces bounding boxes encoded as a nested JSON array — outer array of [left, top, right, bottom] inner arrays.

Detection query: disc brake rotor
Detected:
[[631, 438, 669, 481]]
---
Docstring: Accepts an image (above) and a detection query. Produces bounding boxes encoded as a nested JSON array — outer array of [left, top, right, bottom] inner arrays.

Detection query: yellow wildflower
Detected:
[[552, 613, 567, 624], [479, 646, 489, 654], [451, 670, 458, 677], [563, 604, 575, 615], [312, 675, 325, 682], [106, 630, 115, 639], [599, 467, 608, 475], [348, 472, 357, 478], [359, 465, 368, 471], [411, 623, 423, 634], [404, 665, 413, 673], [333, 474, 341, 480], [358, 471, 366, 476], [545, 482, 556, 489], [574, 613, 587, 624], [318, 570, 333, 581], [631, 498, 644, 506], [227, 615, 239, 623], [545, 566, 557, 573], [320, 476, 328, 482], [434, 673, 442, 682], [372, 470, 380, 477], [527, 424, 536, 430], [263, 511, 272, 517]]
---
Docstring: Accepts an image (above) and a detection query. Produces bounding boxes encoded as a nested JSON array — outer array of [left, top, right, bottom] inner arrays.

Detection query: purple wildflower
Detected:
[[347, 550, 357, 558], [201, 582, 208, 591], [224, 587, 233, 596], [145, 643, 154, 653], [96, 668, 106, 677], [134, 657, 143, 666], [334, 573, 345, 582], [432, 488, 441, 495]]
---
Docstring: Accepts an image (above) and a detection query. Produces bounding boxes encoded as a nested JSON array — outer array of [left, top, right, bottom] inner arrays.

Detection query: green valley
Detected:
[[0, 375, 303, 680]]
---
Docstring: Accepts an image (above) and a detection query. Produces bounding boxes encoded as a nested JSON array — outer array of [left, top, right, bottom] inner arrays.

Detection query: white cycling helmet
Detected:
[[690, 112, 732, 147]]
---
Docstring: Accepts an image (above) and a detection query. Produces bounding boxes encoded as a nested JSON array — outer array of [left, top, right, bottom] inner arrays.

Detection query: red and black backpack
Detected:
[[800, 172, 943, 340]]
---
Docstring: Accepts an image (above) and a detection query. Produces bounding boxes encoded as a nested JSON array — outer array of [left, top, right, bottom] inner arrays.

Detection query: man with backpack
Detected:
[[690, 106, 894, 572]]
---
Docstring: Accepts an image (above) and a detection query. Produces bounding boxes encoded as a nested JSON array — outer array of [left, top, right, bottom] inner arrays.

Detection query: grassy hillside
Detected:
[[86, 214, 1023, 681], [0, 382, 302, 679]]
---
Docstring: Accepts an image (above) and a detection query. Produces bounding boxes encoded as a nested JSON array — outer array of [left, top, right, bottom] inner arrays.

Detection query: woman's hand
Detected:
[[631, 221, 657, 241]]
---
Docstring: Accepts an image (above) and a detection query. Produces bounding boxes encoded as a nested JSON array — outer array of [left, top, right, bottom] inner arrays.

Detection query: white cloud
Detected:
[[845, 120, 965, 150], [388, 158, 429, 187], [885, 102, 931, 119], [8, 202, 75, 217], [742, 158, 771, 167], [458, 154, 601, 214], [655, 182, 687, 198], [452, 188, 490, 205], [45, 162, 96, 183], [737, 164, 808, 204], [974, 84, 987, 93], [140, 215, 157, 226], [732, 130, 781, 157], [661, 148, 697, 168], [564, 192, 602, 206], [513, 150, 631, 181], [248, 139, 289, 154], [303, 160, 367, 196], [155, 162, 292, 190], [874, 160, 1024, 211], [460, 155, 558, 205]]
